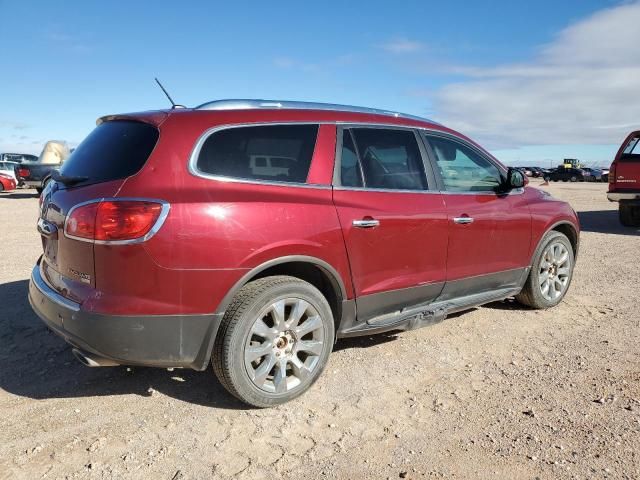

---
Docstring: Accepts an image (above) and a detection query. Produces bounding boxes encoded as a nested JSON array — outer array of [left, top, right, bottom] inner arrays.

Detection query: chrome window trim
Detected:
[[63, 197, 171, 245], [333, 124, 436, 193], [188, 122, 331, 190], [32, 264, 80, 312], [333, 185, 442, 195], [419, 131, 526, 196]]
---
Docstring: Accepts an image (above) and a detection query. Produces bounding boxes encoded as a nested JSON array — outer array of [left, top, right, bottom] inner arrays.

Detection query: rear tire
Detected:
[[516, 231, 575, 309], [619, 203, 640, 227], [212, 275, 334, 407], [570, 176, 577, 182]]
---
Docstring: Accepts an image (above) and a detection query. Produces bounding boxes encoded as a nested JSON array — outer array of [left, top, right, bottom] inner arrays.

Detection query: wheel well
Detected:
[[252, 261, 343, 329], [552, 223, 578, 257]]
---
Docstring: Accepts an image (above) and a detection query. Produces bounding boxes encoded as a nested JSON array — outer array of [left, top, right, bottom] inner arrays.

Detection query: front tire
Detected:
[[213, 276, 334, 407], [620, 203, 640, 227], [516, 231, 575, 309]]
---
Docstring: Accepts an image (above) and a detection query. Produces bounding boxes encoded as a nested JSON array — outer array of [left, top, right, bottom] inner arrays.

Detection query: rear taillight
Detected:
[[65, 200, 168, 243], [17, 167, 29, 178], [609, 163, 616, 185]]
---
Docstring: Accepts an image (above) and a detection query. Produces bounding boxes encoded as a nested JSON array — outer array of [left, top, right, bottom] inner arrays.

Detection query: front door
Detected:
[[423, 133, 532, 299], [332, 126, 449, 321]]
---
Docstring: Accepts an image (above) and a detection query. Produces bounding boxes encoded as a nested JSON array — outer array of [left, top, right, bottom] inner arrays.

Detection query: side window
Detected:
[[349, 128, 427, 190], [340, 131, 363, 187], [196, 124, 319, 183], [621, 135, 640, 162], [426, 136, 503, 192]]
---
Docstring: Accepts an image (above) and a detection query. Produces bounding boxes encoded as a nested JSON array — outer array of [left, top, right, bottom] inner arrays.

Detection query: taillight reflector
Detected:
[[608, 163, 616, 185], [65, 200, 167, 243]]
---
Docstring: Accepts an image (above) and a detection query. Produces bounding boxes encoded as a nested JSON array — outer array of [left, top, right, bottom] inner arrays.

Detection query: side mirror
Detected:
[[504, 167, 526, 191]]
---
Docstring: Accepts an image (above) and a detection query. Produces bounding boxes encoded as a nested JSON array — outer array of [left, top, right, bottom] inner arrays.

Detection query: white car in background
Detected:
[[0, 161, 19, 182]]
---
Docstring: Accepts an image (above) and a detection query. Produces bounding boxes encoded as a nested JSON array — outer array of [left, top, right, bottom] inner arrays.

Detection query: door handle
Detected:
[[453, 216, 474, 225], [353, 219, 380, 228]]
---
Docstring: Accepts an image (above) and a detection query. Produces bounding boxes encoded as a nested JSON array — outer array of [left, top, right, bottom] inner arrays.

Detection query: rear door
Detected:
[[613, 132, 640, 191], [422, 133, 531, 299], [332, 126, 448, 322], [38, 120, 160, 302]]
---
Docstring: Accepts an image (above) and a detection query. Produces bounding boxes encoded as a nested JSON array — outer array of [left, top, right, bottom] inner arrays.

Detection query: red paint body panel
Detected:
[[443, 192, 532, 280], [0, 174, 16, 191], [332, 190, 448, 296], [34, 106, 580, 322], [609, 130, 640, 193]]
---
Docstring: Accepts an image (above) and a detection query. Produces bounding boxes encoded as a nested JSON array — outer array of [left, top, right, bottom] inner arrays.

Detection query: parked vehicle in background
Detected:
[[0, 173, 17, 192], [0, 153, 39, 164], [29, 99, 580, 407], [0, 161, 20, 183], [608, 131, 640, 226], [529, 167, 547, 178], [20, 141, 70, 193], [549, 167, 587, 182], [582, 167, 603, 182], [600, 168, 609, 182]]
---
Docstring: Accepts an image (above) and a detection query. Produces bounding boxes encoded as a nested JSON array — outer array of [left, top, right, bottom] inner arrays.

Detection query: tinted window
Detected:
[[621, 135, 640, 162], [340, 131, 363, 187], [349, 128, 427, 190], [197, 125, 318, 183], [60, 121, 159, 187], [427, 136, 503, 192]]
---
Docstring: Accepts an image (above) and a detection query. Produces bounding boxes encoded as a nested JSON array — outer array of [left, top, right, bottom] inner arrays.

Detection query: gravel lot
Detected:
[[0, 180, 638, 480]]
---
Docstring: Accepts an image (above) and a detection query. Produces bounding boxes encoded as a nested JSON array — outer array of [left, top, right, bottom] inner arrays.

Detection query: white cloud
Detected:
[[432, 2, 640, 149], [380, 38, 424, 54]]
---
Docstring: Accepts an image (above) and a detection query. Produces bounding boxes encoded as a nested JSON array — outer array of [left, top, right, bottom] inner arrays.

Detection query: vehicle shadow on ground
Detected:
[[578, 210, 640, 236], [0, 192, 39, 199], [0, 279, 249, 410]]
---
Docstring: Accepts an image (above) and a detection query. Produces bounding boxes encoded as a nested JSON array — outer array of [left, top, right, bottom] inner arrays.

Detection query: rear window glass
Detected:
[[621, 136, 640, 162], [196, 124, 318, 183], [60, 121, 159, 186]]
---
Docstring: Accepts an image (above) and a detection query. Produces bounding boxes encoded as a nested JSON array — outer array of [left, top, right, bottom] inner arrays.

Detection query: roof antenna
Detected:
[[154, 78, 185, 109]]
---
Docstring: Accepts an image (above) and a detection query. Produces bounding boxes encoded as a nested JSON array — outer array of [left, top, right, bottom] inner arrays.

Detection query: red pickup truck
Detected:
[[608, 131, 640, 226]]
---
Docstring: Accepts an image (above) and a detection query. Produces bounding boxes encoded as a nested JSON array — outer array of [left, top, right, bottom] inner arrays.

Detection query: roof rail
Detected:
[[194, 99, 437, 123]]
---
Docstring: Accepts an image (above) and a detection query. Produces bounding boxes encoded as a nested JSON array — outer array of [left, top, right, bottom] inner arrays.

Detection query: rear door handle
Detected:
[[353, 219, 380, 228], [453, 216, 474, 225]]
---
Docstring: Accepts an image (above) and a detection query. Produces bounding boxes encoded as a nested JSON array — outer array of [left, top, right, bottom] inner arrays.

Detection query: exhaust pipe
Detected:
[[72, 348, 119, 367]]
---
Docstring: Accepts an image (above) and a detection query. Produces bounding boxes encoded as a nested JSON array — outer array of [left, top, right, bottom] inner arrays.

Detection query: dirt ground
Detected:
[[0, 180, 638, 480]]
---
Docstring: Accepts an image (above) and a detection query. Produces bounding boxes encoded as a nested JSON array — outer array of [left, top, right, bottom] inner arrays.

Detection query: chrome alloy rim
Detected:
[[244, 298, 325, 393], [539, 242, 571, 301]]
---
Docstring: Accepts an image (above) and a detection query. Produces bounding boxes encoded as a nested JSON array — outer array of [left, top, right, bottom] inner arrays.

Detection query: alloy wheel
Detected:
[[538, 242, 571, 301], [244, 298, 325, 394]]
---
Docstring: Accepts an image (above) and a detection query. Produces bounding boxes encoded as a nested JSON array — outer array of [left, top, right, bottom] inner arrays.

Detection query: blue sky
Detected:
[[1, 0, 638, 167]]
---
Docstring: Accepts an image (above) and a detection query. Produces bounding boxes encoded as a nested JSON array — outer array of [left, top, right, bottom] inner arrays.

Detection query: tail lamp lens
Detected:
[[65, 200, 165, 242], [609, 163, 615, 184], [17, 167, 29, 178]]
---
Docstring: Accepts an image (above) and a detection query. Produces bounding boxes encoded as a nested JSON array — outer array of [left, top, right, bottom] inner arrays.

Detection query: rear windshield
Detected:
[[196, 124, 318, 183], [60, 121, 159, 186], [621, 135, 640, 162]]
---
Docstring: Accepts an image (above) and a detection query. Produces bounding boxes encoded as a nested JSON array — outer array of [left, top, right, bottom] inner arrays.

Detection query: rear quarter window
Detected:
[[621, 135, 640, 162], [195, 124, 319, 183], [60, 121, 159, 186]]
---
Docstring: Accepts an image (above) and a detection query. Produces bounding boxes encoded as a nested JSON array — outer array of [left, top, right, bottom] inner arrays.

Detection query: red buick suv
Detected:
[[29, 100, 580, 407]]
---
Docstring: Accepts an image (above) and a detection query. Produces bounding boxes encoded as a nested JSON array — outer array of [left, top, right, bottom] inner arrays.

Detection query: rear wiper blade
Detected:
[[52, 171, 89, 186]]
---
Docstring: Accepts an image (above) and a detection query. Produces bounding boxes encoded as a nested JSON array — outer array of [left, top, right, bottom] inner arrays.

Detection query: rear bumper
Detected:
[[28, 263, 222, 370], [607, 191, 640, 202]]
